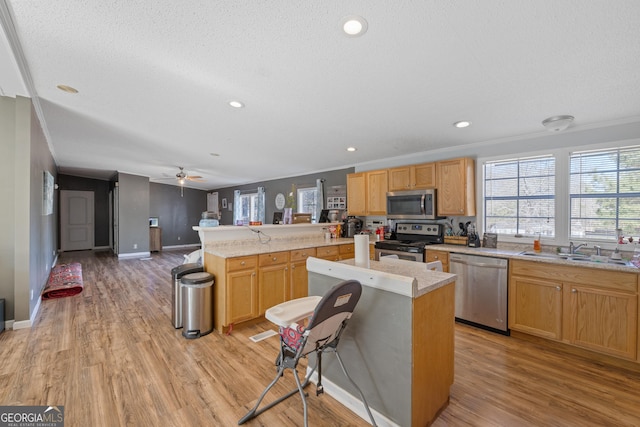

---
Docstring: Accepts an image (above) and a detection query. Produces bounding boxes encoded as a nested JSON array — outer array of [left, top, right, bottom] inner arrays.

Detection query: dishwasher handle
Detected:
[[450, 257, 507, 269]]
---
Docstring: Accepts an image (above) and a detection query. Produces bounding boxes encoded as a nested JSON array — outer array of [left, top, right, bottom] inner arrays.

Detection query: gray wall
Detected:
[[213, 167, 354, 225], [149, 182, 207, 246], [0, 95, 57, 322], [117, 173, 150, 254], [57, 174, 110, 247]]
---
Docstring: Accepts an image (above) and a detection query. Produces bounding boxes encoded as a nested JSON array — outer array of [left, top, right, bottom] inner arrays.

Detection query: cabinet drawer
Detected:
[[425, 250, 449, 263], [339, 244, 355, 255], [291, 248, 316, 262], [227, 255, 258, 272], [316, 246, 339, 257], [259, 251, 290, 267]]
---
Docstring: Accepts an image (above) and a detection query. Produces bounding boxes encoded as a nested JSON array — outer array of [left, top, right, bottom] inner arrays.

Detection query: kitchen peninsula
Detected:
[[306, 257, 456, 427], [194, 223, 364, 333]]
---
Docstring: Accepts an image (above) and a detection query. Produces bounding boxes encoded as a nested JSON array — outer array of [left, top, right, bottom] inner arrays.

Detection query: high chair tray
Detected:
[[265, 296, 322, 327]]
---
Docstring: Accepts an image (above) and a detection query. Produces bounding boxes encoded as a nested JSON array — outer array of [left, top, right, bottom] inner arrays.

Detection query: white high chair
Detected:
[[238, 280, 377, 427]]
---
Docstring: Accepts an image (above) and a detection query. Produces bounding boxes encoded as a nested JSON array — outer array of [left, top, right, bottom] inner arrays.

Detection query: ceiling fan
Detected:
[[174, 167, 204, 185]]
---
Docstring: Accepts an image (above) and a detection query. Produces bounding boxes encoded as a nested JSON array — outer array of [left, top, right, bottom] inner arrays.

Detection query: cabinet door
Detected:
[[316, 245, 339, 261], [290, 260, 309, 300], [508, 276, 563, 340], [567, 284, 637, 360], [227, 269, 258, 324], [388, 167, 412, 191], [413, 163, 436, 189], [258, 263, 289, 315], [367, 169, 388, 215], [339, 243, 355, 260], [347, 173, 367, 216], [436, 158, 475, 216]]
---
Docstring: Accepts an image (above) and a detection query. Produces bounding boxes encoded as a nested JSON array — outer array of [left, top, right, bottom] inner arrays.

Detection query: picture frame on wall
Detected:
[[43, 170, 54, 215]]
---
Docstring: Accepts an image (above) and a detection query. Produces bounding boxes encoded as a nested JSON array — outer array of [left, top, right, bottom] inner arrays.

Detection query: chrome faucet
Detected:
[[594, 245, 601, 256], [569, 242, 588, 254]]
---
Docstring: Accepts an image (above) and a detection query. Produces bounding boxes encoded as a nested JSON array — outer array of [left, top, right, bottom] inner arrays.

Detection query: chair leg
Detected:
[[334, 350, 378, 427], [292, 367, 309, 427], [238, 364, 287, 425]]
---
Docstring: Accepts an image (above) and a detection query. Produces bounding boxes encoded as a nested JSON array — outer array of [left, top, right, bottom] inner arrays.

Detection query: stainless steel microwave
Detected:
[[386, 189, 439, 220]]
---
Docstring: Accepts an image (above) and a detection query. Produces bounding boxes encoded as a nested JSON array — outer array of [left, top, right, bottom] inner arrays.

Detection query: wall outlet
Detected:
[[177, 236, 181, 241], [133, 243, 138, 249]]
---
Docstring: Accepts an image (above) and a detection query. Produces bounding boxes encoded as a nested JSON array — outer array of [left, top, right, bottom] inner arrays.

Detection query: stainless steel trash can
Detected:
[[181, 272, 214, 339], [171, 263, 204, 328]]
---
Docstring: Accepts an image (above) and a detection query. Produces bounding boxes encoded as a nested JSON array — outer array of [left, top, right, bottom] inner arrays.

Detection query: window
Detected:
[[233, 187, 265, 225], [297, 186, 318, 221], [570, 146, 640, 241], [484, 155, 556, 237]]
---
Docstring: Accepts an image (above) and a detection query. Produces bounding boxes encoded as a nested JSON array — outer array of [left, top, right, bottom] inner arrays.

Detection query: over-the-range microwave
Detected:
[[386, 189, 440, 220]]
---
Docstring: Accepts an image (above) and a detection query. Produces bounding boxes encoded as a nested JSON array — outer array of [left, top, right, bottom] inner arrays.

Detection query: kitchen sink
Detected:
[[518, 251, 633, 266]]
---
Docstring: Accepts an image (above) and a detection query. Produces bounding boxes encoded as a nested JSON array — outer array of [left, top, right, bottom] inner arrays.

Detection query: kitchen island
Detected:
[[306, 257, 457, 427]]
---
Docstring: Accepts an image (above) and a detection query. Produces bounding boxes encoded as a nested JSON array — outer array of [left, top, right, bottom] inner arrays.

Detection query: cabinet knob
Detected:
[[292, 265, 296, 269], [555, 286, 561, 291], [240, 261, 245, 266], [571, 288, 577, 293], [434, 255, 439, 259], [272, 257, 277, 261]]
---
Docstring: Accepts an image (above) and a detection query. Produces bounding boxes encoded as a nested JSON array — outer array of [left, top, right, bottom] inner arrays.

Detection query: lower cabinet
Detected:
[[290, 248, 316, 300], [339, 243, 355, 260], [425, 249, 449, 272], [258, 252, 290, 315], [226, 256, 258, 326], [509, 260, 638, 361], [316, 245, 340, 261]]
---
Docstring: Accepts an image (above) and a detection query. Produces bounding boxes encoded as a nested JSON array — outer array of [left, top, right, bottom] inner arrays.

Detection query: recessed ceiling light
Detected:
[[341, 16, 368, 37], [229, 101, 244, 108], [346, 147, 357, 152], [453, 121, 471, 128], [57, 84, 78, 93]]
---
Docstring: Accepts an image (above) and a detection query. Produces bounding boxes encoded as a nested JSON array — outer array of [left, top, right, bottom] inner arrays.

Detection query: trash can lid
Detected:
[[181, 271, 214, 285], [172, 263, 204, 277]]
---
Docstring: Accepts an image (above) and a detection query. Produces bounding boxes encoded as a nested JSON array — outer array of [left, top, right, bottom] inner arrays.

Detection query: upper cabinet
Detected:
[[436, 158, 476, 216], [388, 162, 436, 191], [347, 169, 388, 216]]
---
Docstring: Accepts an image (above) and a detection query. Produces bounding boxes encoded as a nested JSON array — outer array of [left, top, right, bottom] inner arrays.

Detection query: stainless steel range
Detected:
[[374, 223, 443, 262]]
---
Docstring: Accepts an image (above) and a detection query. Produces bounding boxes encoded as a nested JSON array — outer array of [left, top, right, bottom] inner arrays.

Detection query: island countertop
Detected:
[[307, 256, 456, 298]]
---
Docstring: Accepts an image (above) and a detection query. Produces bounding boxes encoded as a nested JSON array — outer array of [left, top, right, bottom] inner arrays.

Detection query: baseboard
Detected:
[[306, 369, 397, 427], [118, 251, 151, 259], [163, 244, 201, 250]]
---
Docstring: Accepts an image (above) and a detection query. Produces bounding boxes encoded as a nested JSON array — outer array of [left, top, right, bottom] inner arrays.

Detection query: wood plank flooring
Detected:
[[1, 249, 639, 426]]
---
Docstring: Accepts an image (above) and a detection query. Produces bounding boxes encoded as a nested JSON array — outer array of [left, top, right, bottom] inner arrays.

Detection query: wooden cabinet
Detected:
[[436, 157, 476, 216], [226, 255, 258, 326], [509, 260, 638, 360], [567, 283, 638, 360], [290, 248, 316, 300], [425, 249, 450, 272], [509, 275, 563, 340], [149, 227, 162, 252], [346, 172, 367, 216], [347, 169, 388, 216], [388, 162, 436, 191], [316, 245, 340, 261], [258, 252, 290, 315], [339, 243, 355, 260]]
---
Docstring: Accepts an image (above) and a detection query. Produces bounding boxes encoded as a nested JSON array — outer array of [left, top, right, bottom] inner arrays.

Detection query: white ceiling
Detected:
[[2, 1, 640, 190]]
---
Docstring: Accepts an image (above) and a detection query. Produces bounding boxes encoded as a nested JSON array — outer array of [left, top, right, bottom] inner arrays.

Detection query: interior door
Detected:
[[60, 190, 95, 251]]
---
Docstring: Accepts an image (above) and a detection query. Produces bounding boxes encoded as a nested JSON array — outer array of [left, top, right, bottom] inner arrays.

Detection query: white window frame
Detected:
[[477, 138, 640, 251], [297, 186, 318, 222]]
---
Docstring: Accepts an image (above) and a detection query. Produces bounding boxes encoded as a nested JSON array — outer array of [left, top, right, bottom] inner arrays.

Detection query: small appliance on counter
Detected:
[[341, 217, 363, 238], [467, 223, 481, 247]]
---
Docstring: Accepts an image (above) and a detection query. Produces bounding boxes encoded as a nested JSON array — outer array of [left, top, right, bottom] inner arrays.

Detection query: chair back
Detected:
[[301, 280, 362, 355]]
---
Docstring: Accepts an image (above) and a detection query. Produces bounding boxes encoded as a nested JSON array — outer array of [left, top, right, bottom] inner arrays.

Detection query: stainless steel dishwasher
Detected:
[[450, 253, 509, 334]]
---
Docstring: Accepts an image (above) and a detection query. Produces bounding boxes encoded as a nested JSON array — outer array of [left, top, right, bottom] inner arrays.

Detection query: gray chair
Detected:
[[238, 280, 377, 427]]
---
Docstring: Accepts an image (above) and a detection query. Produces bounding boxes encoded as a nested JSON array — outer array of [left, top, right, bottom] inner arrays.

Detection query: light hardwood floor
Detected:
[[1, 249, 639, 427]]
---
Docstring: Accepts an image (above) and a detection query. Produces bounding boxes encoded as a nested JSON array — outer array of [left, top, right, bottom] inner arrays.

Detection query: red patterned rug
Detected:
[[42, 263, 84, 300]]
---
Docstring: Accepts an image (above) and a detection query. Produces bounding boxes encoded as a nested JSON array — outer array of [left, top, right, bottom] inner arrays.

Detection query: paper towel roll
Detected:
[[354, 234, 370, 268]]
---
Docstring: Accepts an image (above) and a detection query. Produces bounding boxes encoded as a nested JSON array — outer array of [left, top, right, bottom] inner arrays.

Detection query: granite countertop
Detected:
[[431, 244, 639, 273], [203, 237, 359, 258], [307, 257, 456, 298]]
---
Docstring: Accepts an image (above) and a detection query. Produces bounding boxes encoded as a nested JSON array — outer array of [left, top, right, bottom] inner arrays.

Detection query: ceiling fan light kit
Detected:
[[542, 115, 574, 132]]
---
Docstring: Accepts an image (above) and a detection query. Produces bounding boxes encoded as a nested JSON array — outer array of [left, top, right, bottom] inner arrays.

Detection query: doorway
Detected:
[[60, 190, 95, 251]]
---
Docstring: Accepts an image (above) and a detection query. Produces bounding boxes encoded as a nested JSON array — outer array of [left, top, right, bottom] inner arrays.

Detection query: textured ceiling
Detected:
[[2, 0, 640, 190]]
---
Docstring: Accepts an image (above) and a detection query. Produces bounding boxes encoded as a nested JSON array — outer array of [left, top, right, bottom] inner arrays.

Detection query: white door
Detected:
[[60, 190, 95, 251]]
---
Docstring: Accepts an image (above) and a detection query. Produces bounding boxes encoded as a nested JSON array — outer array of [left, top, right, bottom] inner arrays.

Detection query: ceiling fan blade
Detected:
[[186, 175, 203, 180], [188, 178, 205, 182]]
